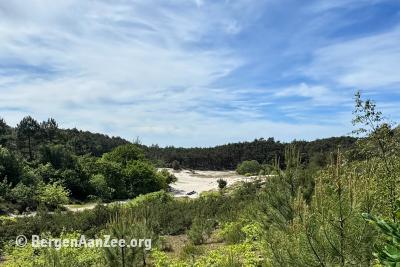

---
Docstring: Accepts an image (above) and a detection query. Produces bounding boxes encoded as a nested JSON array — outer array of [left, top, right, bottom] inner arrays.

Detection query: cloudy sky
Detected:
[[1, 0, 400, 147]]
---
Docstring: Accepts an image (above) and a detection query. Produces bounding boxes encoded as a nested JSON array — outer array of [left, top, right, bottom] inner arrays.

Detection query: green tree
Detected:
[[298, 151, 376, 266], [40, 118, 59, 143], [0, 117, 11, 146], [236, 160, 261, 175], [353, 91, 400, 220], [105, 212, 156, 267], [38, 144, 75, 169], [16, 116, 41, 160], [124, 161, 166, 197], [0, 146, 22, 186]]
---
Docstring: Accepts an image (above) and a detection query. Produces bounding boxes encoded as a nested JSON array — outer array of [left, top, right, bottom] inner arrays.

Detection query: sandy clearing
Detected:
[[165, 169, 252, 198]]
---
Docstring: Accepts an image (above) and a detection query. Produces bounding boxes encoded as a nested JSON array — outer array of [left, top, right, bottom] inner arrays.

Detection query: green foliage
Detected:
[[3, 232, 103, 267], [124, 160, 166, 197], [102, 144, 144, 166], [37, 182, 70, 209], [187, 217, 215, 245], [158, 169, 177, 184], [180, 243, 204, 262], [217, 178, 227, 190], [89, 174, 114, 201], [38, 144, 75, 169], [363, 203, 400, 266], [104, 213, 156, 267], [40, 118, 59, 143], [0, 117, 11, 146], [145, 136, 356, 171], [218, 221, 246, 244], [0, 204, 112, 250], [16, 116, 41, 160], [151, 249, 189, 267], [236, 160, 261, 175], [194, 243, 260, 266], [353, 91, 400, 220], [0, 146, 21, 186], [9, 182, 36, 210]]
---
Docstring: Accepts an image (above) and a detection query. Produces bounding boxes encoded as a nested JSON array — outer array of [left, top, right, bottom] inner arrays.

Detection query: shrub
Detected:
[[217, 178, 227, 190], [187, 217, 215, 245], [3, 232, 103, 267], [158, 169, 177, 184], [195, 243, 259, 266], [236, 160, 261, 175], [9, 182, 36, 211], [180, 243, 204, 261], [218, 222, 246, 244], [37, 182, 70, 209], [363, 210, 400, 265], [124, 161, 167, 197]]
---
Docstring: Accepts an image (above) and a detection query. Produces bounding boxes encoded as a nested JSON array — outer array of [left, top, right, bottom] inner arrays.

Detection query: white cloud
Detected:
[[304, 26, 400, 89], [308, 0, 387, 12], [274, 83, 346, 106], [0, 0, 261, 146]]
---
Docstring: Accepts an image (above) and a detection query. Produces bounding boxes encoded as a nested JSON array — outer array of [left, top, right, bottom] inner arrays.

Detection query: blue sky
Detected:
[[1, 0, 400, 147]]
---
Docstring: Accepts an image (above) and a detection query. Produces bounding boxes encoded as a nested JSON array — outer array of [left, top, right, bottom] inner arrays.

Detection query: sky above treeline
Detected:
[[1, 0, 400, 147]]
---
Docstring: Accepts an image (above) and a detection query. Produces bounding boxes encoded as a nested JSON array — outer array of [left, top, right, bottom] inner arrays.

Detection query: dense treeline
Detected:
[[0, 117, 129, 158], [1, 115, 356, 172], [144, 136, 357, 170]]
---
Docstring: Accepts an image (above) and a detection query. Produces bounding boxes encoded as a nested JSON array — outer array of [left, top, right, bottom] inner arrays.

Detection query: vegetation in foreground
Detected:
[[1, 92, 400, 266]]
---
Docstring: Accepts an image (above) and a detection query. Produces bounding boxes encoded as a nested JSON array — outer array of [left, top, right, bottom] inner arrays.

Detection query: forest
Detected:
[[0, 93, 400, 266], [144, 136, 356, 170]]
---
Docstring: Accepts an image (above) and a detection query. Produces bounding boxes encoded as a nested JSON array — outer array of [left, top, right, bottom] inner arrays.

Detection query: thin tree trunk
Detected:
[[28, 135, 32, 160]]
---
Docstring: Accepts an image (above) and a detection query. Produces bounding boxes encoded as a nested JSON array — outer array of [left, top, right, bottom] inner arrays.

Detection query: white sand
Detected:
[[165, 169, 251, 198]]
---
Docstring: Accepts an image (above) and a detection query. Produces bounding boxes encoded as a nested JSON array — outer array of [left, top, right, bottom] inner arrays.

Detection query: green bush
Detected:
[[180, 243, 204, 261], [37, 182, 70, 209], [236, 160, 261, 175], [9, 182, 36, 211], [124, 161, 167, 197], [187, 217, 215, 245], [158, 169, 177, 184], [217, 178, 227, 190], [218, 221, 246, 244]]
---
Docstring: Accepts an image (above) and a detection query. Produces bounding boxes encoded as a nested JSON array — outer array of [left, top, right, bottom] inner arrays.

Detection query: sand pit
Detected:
[[164, 169, 251, 198]]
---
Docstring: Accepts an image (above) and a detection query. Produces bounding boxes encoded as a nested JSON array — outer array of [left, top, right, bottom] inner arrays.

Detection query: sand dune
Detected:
[[165, 169, 251, 198]]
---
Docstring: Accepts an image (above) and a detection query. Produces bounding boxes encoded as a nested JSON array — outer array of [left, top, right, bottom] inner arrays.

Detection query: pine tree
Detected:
[[16, 116, 41, 160]]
